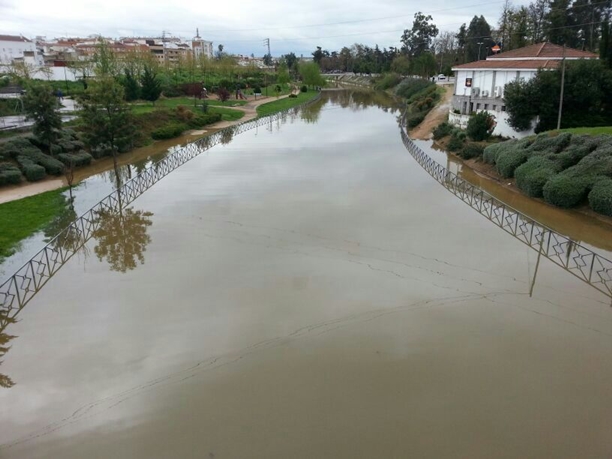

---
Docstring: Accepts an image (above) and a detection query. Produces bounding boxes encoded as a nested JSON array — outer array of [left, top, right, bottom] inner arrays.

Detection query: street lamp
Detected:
[[477, 42, 484, 60]]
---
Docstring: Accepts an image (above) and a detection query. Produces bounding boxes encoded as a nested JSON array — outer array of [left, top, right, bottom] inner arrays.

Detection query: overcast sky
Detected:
[[0, 0, 530, 56]]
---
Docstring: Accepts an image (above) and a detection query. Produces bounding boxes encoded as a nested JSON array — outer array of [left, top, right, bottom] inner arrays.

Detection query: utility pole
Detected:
[[557, 44, 566, 131], [477, 42, 484, 60], [263, 38, 271, 56]]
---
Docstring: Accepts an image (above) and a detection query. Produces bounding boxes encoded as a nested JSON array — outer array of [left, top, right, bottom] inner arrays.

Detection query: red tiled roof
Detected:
[[488, 42, 597, 59], [0, 34, 31, 43], [453, 59, 561, 70]]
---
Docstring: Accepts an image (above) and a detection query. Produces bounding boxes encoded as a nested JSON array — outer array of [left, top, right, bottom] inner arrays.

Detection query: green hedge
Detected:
[[458, 143, 485, 159], [151, 123, 188, 140], [57, 151, 93, 167], [588, 179, 612, 216], [185, 113, 222, 129], [447, 131, 465, 152], [515, 157, 559, 197], [543, 174, 590, 208], [432, 122, 453, 140], [395, 78, 434, 100], [0, 162, 22, 185], [496, 149, 528, 178], [407, 113, 425, 128], [17, 157, 46, 181]]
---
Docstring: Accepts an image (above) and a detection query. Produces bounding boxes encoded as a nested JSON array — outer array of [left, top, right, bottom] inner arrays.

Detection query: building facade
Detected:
[[450, 43, 598, 138], [0, 34, 42, 68], [192, 30, 213, 60]]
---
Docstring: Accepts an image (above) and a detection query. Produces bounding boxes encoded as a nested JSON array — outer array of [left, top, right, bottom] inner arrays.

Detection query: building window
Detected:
[[476, 103, 481, 109], [493, 105, 497, 110], [484, 104, 489, 110], [501, 105, 506, 112]]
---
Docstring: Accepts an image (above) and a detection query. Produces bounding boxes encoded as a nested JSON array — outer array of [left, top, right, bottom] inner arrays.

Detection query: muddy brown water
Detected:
[[2, 90, 612, 458]]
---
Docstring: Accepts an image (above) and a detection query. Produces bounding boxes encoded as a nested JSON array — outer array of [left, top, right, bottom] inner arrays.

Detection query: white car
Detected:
[[437, 74, 447, 81]]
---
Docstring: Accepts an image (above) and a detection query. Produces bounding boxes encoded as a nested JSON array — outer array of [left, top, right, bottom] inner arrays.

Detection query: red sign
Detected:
[[465, 78, 472, 87], [492, 45, 501, 53]]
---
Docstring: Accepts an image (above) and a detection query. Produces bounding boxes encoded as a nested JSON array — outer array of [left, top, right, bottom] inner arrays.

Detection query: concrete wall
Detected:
[[449, 110, 536, 139], [31, 66, 81, 81]]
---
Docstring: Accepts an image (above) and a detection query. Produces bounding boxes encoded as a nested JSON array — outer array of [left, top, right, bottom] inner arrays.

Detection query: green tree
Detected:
[[467, 111, 496, 140], [263, 53, 273, 66], [78, 77, 135, 181], [401, 12, 439, 57], [93, 39, 119, 78], [465, 16, 494, 62], [312, 46, 325, 64], [600, 21, 612, 68], [140, 65, 162, 104], [22, 83, 62, 155], [504, 78, 538, 131], [410, 53, 437, 78], [544, 0, 575, 46], [277, 61, 291, 86], [122, 68, 140, 101], [299, 62, 325, 87], [391, 55, 411, 75]]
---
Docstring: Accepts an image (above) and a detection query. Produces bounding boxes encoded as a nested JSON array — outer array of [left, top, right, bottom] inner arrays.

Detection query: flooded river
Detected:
[[2, 90, 612, 458]]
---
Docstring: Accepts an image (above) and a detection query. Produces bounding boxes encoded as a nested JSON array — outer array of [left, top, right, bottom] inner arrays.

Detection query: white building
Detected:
[[0, 34, 42, 68], [450, 42, 598, 138], [192, 29, 213, 60]]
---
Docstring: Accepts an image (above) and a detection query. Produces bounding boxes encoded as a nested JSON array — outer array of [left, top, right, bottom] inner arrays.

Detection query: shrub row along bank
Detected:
[[395, 78, 440, 129], [0, 105, 222, 186], [480, 132, 612, 216]]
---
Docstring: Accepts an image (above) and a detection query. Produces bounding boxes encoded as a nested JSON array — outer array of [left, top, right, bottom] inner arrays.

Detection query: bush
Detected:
[[458, 143, 485, 160], [151, 123, 188, 140], [432, 122, 453, 140], [588, 179, 612, 216], [483, 142, 504, 164], [543, 174, 590, 208], [395, 78, 434, 100], [374, 73, 402, 91], [185, 113, 222, 129], [406, 113, 425, 128], [300, 85, 308, 93], [496, 147, 528, 178], [447, 131, 465, 152], [466, 111, 495, 141], [17, 157, 46, 181], [527, 132, 572, 153], [254, 86, 262, 94], [175, 105, 195, 121], [57, 151, 93, 167], [514, 157, 559, 197], [0, 162, 22, 185]]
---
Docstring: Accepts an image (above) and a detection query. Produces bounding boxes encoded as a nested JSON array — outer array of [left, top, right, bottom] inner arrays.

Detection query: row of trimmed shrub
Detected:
[[400, 79, 439, 130], [0, 162, 22, 185], [482, 132, 612, 215], [0, 129, 93, 183]]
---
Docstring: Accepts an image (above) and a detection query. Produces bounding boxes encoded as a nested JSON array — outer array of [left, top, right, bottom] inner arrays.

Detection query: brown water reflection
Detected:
[[2, 91, 612, 458]]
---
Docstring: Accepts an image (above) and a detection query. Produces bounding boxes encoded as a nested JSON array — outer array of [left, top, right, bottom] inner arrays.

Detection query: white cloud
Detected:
[[0, 0, 531, 55]]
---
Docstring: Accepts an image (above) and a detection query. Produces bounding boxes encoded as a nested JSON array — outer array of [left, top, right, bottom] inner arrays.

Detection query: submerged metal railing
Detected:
[[399, 123, 612, 302], [0, 93, 322, 316]]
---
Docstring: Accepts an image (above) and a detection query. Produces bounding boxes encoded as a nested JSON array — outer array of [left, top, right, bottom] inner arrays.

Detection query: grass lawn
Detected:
[[556, 126, 612, 135], [208, 106, 245, 121], [130, 97, 247, 115], [256, 92, 318, 117], [0, 187, 69, 262]]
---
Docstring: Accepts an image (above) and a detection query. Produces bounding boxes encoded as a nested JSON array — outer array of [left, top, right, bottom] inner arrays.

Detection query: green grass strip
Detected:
[[0, 187, 68, 262], [256, 92, 318, 117]]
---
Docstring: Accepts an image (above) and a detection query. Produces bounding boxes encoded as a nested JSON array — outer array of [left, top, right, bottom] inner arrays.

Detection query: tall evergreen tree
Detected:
[[544, 0, 576, 46], [140, 65, 162, 104], [466, 16, 494, 61], [122, 68, 140, 101]]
